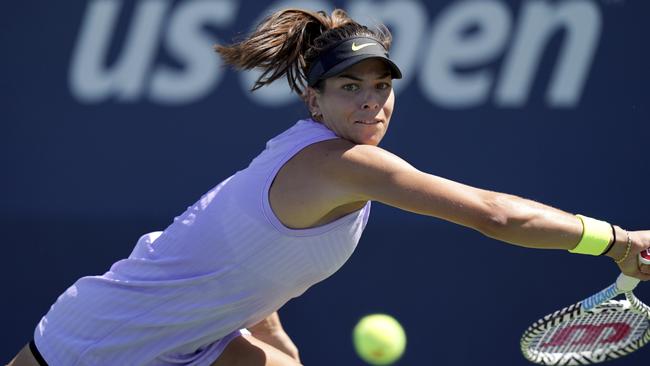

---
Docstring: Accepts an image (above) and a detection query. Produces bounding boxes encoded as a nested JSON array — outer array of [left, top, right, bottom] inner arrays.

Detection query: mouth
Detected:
[[355, 119, 382, 125]]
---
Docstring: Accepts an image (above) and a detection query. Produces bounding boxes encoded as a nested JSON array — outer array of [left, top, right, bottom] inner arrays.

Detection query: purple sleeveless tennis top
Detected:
[[34, 119, 371, 365]]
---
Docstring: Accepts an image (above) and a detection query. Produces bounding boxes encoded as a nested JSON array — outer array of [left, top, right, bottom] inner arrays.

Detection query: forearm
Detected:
[[464, 192, 638, 263], [479, 194, 650, 279], [479, 193, 588, 251]]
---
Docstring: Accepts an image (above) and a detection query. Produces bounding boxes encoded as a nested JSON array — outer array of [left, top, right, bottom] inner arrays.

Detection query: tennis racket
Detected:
[[521, 249, 650, 365]]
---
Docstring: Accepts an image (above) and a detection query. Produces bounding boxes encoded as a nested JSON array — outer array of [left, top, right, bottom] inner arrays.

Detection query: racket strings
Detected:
[[522, 296, 650, 365], [531, 306, 649, 354]]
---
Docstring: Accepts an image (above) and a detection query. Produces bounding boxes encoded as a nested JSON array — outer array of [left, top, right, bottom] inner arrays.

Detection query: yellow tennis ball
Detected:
[[352, 313, 406, 365]]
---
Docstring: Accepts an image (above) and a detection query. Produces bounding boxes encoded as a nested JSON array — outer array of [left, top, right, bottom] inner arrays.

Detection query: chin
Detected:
[[357, 135, 383, 146], [353, 128, 386, 146]]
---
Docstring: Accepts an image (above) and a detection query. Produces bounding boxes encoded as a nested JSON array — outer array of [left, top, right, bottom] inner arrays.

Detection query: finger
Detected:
[[623, 266, 650, 281], [631, 270, 650, 281], [639, 264, 650, 275]]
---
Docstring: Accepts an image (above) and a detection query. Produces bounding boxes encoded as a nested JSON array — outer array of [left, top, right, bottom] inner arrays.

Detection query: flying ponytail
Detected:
[[215, 8, 392, 96]]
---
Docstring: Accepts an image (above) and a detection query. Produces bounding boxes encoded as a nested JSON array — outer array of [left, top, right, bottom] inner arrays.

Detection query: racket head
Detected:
[[521, 293, 650, 365]]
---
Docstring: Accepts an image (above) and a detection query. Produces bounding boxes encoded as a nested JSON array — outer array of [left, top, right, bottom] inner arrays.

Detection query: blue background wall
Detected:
[[2, 0, 649, 364]]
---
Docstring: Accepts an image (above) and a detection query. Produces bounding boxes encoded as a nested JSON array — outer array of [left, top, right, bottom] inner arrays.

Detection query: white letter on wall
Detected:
[[69, 0, 169, 103], [495, 0, 601, 107], [348, 0, 428, 93], [149, 0, 238, 105], [420, 0, 511, 108]]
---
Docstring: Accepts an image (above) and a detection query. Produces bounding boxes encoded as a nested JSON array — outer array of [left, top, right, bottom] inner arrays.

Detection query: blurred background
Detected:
[[2, 0, 649, 364]]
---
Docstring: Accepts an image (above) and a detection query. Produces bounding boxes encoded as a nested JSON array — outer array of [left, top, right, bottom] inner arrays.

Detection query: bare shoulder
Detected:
[[296, 138, 422, 205], [273, 138, 404, 202], [274, 137, 495, 230], [300, 138, 415, 175], [268, 139, 415, 229]]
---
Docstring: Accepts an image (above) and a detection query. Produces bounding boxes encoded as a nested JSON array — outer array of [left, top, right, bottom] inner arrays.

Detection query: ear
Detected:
[[305, 87, 322, 118]]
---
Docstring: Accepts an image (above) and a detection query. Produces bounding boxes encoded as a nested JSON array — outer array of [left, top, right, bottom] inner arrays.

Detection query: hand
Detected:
[[613, 230, 650, 281]]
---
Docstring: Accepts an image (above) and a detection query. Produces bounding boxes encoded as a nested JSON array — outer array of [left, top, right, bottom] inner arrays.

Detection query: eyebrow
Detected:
[[336, 71, 392, 81]]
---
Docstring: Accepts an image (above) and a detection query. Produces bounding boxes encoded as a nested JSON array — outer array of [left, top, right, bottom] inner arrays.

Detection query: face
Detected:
[[307, 59, 395, 146]]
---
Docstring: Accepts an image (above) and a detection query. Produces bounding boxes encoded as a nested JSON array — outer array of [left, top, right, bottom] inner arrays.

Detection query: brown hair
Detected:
[[214, 8, 392, 96]]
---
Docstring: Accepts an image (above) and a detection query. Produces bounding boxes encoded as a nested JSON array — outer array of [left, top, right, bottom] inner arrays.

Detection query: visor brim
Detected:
[[315, 55, 402, 85]]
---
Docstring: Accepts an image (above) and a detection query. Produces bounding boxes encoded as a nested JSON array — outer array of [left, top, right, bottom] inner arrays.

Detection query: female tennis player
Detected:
[[10, 8, 650, 366]]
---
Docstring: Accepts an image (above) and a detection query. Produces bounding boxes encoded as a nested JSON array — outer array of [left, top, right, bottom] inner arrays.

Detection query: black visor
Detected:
[[307, 37, 402, 87]]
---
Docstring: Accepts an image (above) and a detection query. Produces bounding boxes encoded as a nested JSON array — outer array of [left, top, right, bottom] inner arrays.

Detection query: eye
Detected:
[[342, 83, 360, 92], [376, 82, 391, 90]]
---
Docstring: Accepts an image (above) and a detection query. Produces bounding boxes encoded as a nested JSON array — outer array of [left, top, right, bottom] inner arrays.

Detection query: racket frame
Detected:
[[521, 270, 650, 365]]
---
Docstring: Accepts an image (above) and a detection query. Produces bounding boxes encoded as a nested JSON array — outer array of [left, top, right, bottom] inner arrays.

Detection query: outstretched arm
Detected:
[[313, 139, 650, 280]]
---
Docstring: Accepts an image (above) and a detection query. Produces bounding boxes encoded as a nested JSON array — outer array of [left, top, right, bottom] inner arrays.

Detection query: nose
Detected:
[[361, 93, 381, 111], [362, 102, 379, 110]]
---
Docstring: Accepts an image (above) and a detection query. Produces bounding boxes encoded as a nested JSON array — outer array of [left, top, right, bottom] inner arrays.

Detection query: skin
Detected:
[[262, 58, 650, 363], [271, 58, 650, 280], [11, 59, 650, 366], [269, 58, 648, 272], [307, 58, 395, 146]]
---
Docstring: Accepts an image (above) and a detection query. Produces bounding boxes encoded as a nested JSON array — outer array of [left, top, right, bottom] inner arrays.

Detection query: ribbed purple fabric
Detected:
[[34, 119, 371, 365]]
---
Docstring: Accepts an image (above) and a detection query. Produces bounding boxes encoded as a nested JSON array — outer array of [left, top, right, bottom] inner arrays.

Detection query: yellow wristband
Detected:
[[569, 215, 612, 255]]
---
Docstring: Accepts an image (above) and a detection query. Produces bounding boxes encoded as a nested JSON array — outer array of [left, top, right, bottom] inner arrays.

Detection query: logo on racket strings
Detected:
[[541, 323, 631, 347]]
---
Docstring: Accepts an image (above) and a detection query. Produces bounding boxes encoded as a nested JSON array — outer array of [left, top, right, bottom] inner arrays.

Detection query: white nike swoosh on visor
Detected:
[[351, 42, 376, 51]]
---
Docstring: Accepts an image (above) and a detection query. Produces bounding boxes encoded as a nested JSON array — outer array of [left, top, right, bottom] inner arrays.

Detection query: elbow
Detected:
[[474, 193, 513, 238]]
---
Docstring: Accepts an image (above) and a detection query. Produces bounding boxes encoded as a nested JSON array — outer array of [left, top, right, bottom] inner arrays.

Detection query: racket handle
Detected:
[[617, 273, 640, 292], [583, 252, 646, 310], [616, 251, 650, 291]]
